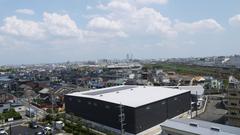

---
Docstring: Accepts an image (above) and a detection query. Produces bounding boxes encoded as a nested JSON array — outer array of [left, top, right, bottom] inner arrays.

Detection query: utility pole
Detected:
[[50, 89, 55, 134], [9, 123, 11, 135], [36, 110, 38, 122], [119, 103, 126, 135], [28, 96, 32, 122], [196, 91, 198, 117]]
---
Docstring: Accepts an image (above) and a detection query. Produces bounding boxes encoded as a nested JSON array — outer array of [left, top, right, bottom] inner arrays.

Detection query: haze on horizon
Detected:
[[0, 0, 240, 65]]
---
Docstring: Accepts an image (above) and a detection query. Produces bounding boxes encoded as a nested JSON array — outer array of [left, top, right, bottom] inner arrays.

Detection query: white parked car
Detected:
[[43, 126, 52, 134], [0, 128, 8, 135]]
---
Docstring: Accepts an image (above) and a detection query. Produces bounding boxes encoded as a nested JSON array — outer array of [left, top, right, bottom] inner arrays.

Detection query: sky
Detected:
[[0, 0, 240, 65]]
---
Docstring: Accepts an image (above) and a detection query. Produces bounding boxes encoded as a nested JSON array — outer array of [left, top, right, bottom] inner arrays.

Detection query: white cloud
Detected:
[[0, 12, 83, 40], [96, 1, 223, 38], [42, 12, 82, 37], [98, 0, 135, 12], [132, 7, 176, 37], [174, 19, 224, 34], [0, 16, 44, 38], [96, 1, 176, 37], [15, 9, 35, 15], [87, 17, 127, 38], [88, 17, 122, 31], [0, 11, 126, 46], [229, 14, 240, 27], [136, 0, 168, 5]]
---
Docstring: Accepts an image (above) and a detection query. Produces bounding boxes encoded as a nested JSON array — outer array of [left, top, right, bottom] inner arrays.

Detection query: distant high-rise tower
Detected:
[[126, 54, 129, 61]]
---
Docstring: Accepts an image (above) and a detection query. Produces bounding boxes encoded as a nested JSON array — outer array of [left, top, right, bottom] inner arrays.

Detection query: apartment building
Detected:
[[226, 76, 240, 127]]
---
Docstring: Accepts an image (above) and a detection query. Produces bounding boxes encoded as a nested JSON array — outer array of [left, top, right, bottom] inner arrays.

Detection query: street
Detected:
[[19, 98, 47, 119]]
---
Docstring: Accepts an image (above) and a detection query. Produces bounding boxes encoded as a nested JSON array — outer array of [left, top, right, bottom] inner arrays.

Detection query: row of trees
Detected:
[[0, 109, 22, 124]]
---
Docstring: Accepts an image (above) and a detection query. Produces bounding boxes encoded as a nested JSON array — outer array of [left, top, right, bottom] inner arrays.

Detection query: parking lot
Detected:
[[9, 125, 42, 135], [195, 97, 227, 124]]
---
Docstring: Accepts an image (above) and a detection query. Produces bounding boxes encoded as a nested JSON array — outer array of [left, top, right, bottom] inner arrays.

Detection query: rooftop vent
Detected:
[[130, 88, 133, 91], [210, 127, 220, 132], [99, 94, 103, 97], [189, 122, 198, 127], [116, 91, 119, 93]]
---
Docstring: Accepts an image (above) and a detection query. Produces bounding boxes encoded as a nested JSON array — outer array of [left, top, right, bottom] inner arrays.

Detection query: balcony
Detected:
[[226, 105, 240, 110], [226, 114, 240, 119], [228, 88, 240, 92], [226, 95, 240, 99]]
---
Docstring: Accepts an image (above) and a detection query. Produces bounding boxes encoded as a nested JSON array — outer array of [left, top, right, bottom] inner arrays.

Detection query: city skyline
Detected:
[[0, 0, 240, 65]]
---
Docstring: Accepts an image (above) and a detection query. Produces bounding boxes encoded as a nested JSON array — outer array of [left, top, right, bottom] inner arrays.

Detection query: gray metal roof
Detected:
[[161, 118, 240, 135]]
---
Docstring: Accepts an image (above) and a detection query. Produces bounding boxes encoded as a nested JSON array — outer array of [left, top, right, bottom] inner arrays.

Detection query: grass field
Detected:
[[144, 63, 240, 80]]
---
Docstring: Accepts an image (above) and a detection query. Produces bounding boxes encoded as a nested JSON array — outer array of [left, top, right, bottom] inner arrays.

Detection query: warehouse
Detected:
[[65, 85, 190, 135]]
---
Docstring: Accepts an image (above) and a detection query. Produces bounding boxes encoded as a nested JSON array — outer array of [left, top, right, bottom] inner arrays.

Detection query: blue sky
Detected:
[[0, 0, 240, 65]]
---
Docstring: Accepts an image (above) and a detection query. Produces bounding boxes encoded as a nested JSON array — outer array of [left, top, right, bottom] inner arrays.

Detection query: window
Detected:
[[69, 98, 72, 101], [230, 93, 237, 96], [88, 102, 91, 105], [210, 127, 220, 132], [93, 103, 98, 106], [189, 123, 198, 127], [174, 97, 178, 101], [78, 99, 81, 103], [230, 103, 237, 106]]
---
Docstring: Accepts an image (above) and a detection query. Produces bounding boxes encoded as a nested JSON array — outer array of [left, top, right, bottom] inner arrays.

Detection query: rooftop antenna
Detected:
[[119, 103, 126, 135]]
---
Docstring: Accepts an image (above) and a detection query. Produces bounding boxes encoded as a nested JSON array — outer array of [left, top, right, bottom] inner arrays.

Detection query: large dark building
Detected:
[[65, 85, 191, 135]]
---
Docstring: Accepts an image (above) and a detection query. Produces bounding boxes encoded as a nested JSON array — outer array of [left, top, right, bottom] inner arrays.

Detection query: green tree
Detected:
[[0, 114, 4, 124]]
